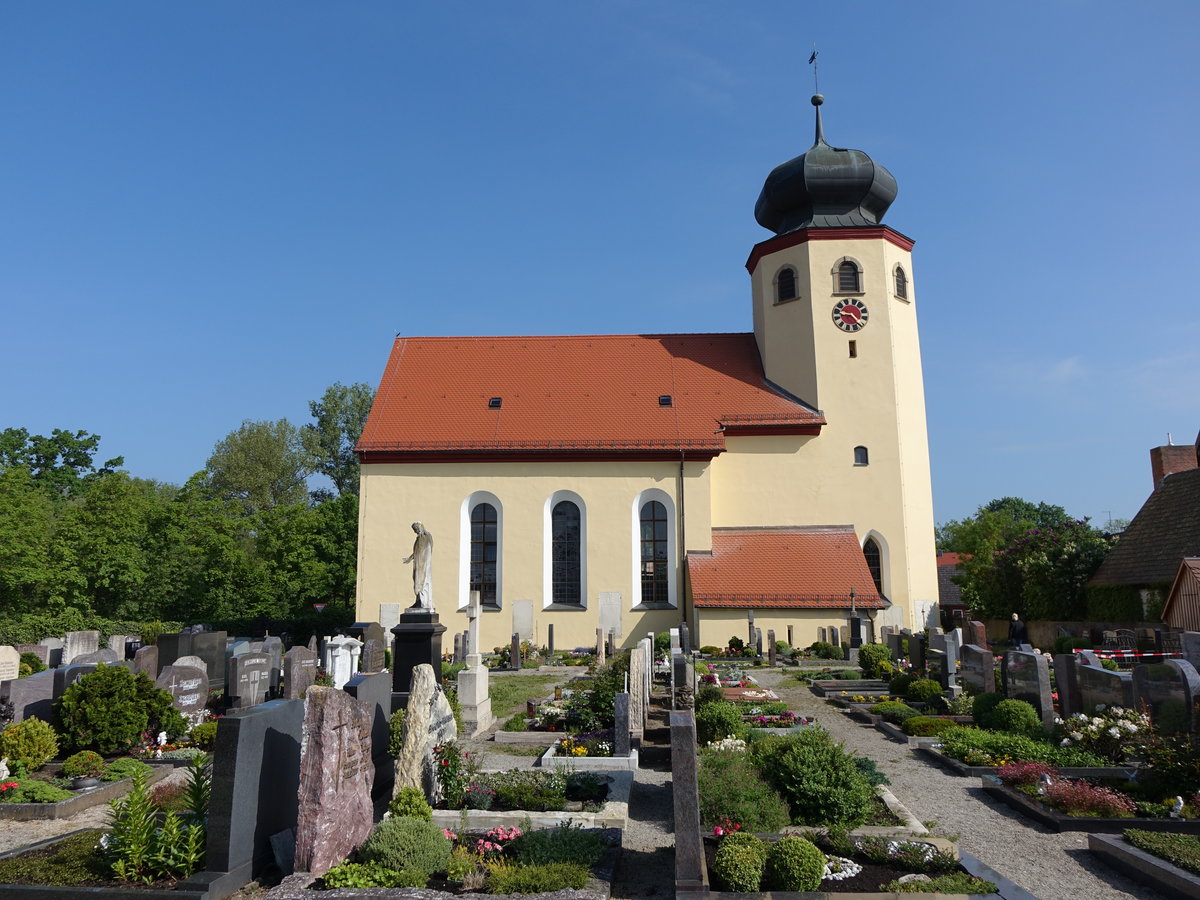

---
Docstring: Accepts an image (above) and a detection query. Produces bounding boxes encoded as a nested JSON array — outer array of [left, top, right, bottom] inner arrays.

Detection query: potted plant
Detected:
[[61, 750, 106, 789]]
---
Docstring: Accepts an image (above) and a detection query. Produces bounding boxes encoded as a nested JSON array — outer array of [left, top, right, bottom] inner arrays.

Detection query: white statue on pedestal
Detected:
[[402, 522, 433, 610]]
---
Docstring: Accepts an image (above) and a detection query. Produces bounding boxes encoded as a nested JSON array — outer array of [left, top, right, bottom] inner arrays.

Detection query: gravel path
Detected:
[[757, 668, 1164, 900]]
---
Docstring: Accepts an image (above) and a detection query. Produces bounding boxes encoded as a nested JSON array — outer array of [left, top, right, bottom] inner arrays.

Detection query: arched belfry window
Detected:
[[551, 500, 582, 605], [470, 503, 498, 606], [863, 537, 883, 594], [854, 445, 869, 466], [776, 266, 797, 303], [894, 266, 907, 299], [640, 501, 669, 605], [838, 260, 861, 293]]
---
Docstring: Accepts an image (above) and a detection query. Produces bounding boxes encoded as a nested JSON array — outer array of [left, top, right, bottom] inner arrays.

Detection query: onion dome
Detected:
[[754, 95, 898, 234]]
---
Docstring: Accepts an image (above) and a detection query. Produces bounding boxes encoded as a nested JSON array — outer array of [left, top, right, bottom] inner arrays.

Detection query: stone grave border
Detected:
[[807, 679, 888, 697], [0, 764, 172, 821], [981, 778, 1200, 833], [1087, 832, 1200, 900], [430, 769, 632, 831], [914, 746, 1136, 780], [538, 743, 639, 771]]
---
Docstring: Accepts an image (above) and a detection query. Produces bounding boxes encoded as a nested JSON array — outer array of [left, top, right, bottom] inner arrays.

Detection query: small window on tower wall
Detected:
[[838, 260, 860, 293], [776, 267, 797, 303], [894, 266, 907, 299], [854, 445, 869, 466]]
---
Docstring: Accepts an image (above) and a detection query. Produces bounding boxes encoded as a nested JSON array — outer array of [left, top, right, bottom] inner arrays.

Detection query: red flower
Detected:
[[441, 759, 449, 766]]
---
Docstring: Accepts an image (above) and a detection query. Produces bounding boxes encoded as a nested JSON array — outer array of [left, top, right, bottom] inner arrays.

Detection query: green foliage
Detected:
[[937, 725, 1108, 767], [563, 652, 629, 732], [102, 758, 152, 782], [0, 778, 73, 803], [758, 729, 875, 828], [61, 750, 106, 778], [889, 673, 915, 695], [857, 642, 892, 679], [479, 769, 567, 811], [387, 708, 406, 757], [699, 645, 721, 655], [1084, 583, 1146, 621], [190, 721, 218, 750], [300, 381, 374, 499], [487, 674, 563, 719], [1052, 636, 1093, 653], [902, 716, 959, 737], [972, 691, 1005, 724], [500, 714, 528, 732], [359, 816, 452, 876], [0, 717, 59, 770], [0, 829, 111, 884], [853, 755, 891, 786], [695, 701, 749, 745], [809, 641, 842, 660], [446, 846, 482, 882], [1101, 657, 1120, 671], [18, 652, 45, 674], [485, 859, 590, 893], [204, 418, 309, 515], [764, 836, 824, 891], [1134, 735, 1200, 798], [698, 748, 791, 832], [321, 860, 417, 888], [1124, 829, 1200, 877], [509, 822, 609, 867], [885, 873, 999, 893], [870, 700, 919, 725], [433, 742, 470, 808], [387, 786, 433, 820], [106, 769, 206, 882], [695, 684, 725, 709], [904, 678, 943, 703], [980, 699, 1042, 736], [55, 664, 186, 754], [712, 832, 768, 892]]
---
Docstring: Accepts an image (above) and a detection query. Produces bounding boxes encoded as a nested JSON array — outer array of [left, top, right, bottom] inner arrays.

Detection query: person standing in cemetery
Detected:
[[1008, 612, 1029, 648], [402, 522, 433, 610]]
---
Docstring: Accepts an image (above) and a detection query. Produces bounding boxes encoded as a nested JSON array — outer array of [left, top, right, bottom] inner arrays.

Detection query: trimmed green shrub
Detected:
[[358, 816, 452, 876], [695, 701, 748, 745], [809, 641, 841, 660], [485, 860, 590, 892], [698, 747, 791, 832], [904, 678, 943, 703], [984, 699, 1041, 736], [764, 836, 824, 891], [695, 685, 725, 709], [103, 758, 152, 782], [712, 832, 768, 892], [888, 673, 915, 695], [387, 786, 433, 820], [322, 861, 419, 888], [764, 730, 875, 828], [972, 691, 1004, 725], [870, 700, 919, 725], [885, 873, 999, 893], [55, 665, 187, 755], [61, 750, 106, 778], [902, 716, 959, 737], [833, 668, 863, 679], [189, 722, 218, 750], [1124, 829, 1200, 877], [0, 716, 59, 770], [509, 822, 608, 867], [857, 643, 892, 679], [699, 645, 722, 656]]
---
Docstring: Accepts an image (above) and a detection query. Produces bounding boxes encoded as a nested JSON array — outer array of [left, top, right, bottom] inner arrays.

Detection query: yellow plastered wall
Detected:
[[693, 609, 863, 652], [356, 459, 711, 650]]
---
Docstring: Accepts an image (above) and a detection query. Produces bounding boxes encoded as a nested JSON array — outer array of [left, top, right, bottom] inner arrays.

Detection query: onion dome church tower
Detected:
[[744, 94, 939, 629]]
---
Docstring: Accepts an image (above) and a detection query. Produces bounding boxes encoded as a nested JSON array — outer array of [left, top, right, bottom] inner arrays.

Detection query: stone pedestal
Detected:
[[457, 653, 494, 737], [390, 609, 446, 712]]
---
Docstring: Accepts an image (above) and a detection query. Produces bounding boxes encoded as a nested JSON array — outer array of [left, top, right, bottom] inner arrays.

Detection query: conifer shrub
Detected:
[[889, 673, 916, 695], [857, 643, 892, 679], [0, 716, 59, 770], [971, 691, 1005, 726], [712, 832, 768, 892], [695, 701, 748, 745], [484, 860, 590, 892], [358, 816, 452, 876], [983, 699, 1042, 736], [189, 721, 218, 750], [102, 758, 152, 782], [61, 750, 106, 779], [55, 665, 187, 755], [764, 836, 824, 891]]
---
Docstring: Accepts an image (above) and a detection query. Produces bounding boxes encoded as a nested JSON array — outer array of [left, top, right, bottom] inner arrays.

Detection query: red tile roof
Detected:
[[357, 333, 824, 460], [687, 527, 885, 609], [936, 552, 968, 567]]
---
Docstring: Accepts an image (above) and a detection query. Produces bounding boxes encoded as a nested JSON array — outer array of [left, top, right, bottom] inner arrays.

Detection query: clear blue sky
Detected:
[[3, 1, 1198, 527]]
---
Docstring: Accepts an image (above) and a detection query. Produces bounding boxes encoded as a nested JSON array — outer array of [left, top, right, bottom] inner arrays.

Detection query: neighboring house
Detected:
[[1162, 558, 1200, 631], [1088, 435, 1200, 620], [354, 95, 939, 651], [936, 551, 968, 625]]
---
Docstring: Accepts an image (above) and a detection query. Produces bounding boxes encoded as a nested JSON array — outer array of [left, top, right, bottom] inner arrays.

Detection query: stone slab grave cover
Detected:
[[1003, 650, 1056, 729], [3, 669, 54, 722], [959, 644, 994, 694], [1133, 658, 1200, 734], [0, 646, 19, 681], [157, 664, 210, 727], [63, 630, 100, 664], [395, 663, 458, 804], [293, 687, 375, 877], [283, 646, 319, 700], [1078, 663, 1135, 715], [228, 652, 272, 709]]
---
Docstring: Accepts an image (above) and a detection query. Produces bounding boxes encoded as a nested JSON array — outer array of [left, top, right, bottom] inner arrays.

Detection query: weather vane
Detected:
[[808, 45, 819, 94]]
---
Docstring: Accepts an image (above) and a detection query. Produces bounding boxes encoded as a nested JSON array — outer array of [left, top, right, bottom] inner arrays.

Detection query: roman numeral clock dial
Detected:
[[833, 298, 869, 332]]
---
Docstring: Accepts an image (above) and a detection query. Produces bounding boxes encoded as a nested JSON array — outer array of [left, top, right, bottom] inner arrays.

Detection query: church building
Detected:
[[354, 95, 939, 652]]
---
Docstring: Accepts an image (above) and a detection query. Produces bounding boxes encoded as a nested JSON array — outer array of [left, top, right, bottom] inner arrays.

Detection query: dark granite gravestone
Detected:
[[968, 620, 989, 648], [926, 649, 949, 690], [615, 692, 631, 758], [829, 626, 840, 648], [680, 622, 691, 655], [849, 617, 863, 649], [293, 687, 375, 877], [132, 644, 159, 678], [390, 609, 447, 711], [1054, 653, 1084, 718], [754, 627, 763, 657], [909, 632, 926, 672], [37, 637, 64, 668], [348, 622, 386, 646], [1182, 632, 1200, 670], [283, 646, 319, 700], [261, 636, 284, 695], [158, 630, 229, 690], [343, 671, 395, 800], [52, 663, 96, 696], [1003, 650, 1055, 729], [747, 611, 755, 650], [512, 633, 523, 671], [361, 639, 386, 673], [228, 653, 272, 709], [818, 626, 827, 643], [787, 625, 794, 647], [2, 669, 54, 722], [547, 624, 555, 655], [671, 712, 704, 894], [156, 664, 210, 727], [206, 699, 305, 888], [452, 633, 463, 665], [1078, 664, 1135, 715], [1133, 659, 1200, 735], [767, 629, 777, 666], [887, 631, 905, 663]]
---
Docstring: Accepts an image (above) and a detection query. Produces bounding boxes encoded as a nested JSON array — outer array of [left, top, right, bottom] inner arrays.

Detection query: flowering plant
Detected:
[[997, 762, 1058, 786], [0, 781, 19, 793], [474, 825, 521, 858], [556, 734, 614, 758], [433, 742, 470, 807], [1041, 778, 1136, 817], [700, 673, 718, 685], [1056, 706, 1147, 762], [706, 737, 747, 752], [711, 817, 742, 837]]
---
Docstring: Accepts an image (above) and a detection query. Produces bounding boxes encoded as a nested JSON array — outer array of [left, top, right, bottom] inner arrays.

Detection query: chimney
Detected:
[[1150, 438, 1200, 489]]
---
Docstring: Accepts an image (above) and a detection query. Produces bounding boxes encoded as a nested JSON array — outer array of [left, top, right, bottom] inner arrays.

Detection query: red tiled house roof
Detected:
[[356, 333, 824, 461], [687, 527, 885, 609]]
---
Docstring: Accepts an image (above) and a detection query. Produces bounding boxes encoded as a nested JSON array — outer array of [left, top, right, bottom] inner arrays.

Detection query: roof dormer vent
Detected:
[[488, 397, 502, 409], [658, 395, 673, 407]]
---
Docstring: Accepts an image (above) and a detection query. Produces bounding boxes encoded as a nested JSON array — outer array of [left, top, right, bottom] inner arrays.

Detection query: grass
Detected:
[[0, 830, 111, 886], [1124, 829, 1200, 876], [488, 674, 568, 719]]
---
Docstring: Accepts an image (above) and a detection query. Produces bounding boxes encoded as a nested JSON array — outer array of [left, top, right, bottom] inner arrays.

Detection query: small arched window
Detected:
[[469, 503, 498, 606], [776, 267, 797, 303], [838, 260, 861, 293], [551, 500, 582, 605], [894, 266, 907, 299], [854, 445, 869, 466], [863, 537, 883, 594]]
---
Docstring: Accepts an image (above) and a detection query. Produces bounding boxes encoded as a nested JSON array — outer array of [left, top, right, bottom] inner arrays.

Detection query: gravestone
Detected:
[[599, 591, 622, 642], [261, 636, 284, 695], [512, 598, 534, 642], [293, 687, 375, 877], [227, 638, 252, 658], [849, 617, 863, 649], [818, 626, 827, 643], [107, 634, 130, 656], [52, 663, 96, 696], [175, 654, 208, 674], [1133, 659, 1200, 734], [158, 630, 228, 690], [306, 635, 318, 653], [547, 623, 555, 655], [755, 627, 763, 657], [15, 644, 48, 666], [1182, 632, 1200, 671], [943, 630, 962, 674], [767, 630, 777, 666], [452, 633, 463, 665], [671, 712, 704, 894], [960, 644, 995, 694], [669, 628, 681, 655], [1003, 650, 1055, 729], [283, 646, 319, 700], [595, 628, 606, 665], [228, 653, 272, 709], [361, 639, 386, 673], [629, 642, 648, 737], [390, 609, 446, 711], [37, 637, 64, 668], [747, 611, 755, 650], [207, 698, 305, 886], [680, 622, 691, 655], [511, 633, 522, 671], [343, 671, 396, 799], [1053, 653, 1084, 718], [1078, 664, 1135, 714], [3, 669, 54, 722], [887, 631, 905, 663], [830, 626, 840, 648], [348, 622, 386, 646], [968, 621, 989, 648], [614, 692, 631, 757], [909, 632, 925, 671], [787, 625, 794, 647], [379, 603, 402, 633], [0, 646, 19, 681], [133, 644, 159, 678], [63, 630, 100, 664], [325, 637, 362, 689], [607, 629, 617, 658], [156, 664, 209, 727], [73, 648, 121, 665], [926, 648, 948, 690], [456, 593, 493, 736], [395, 664, 458, 804]]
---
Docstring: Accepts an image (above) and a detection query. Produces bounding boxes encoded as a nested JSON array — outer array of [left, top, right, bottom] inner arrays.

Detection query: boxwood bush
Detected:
[[870, 700, 919, 725], [888, 673, 915, 695], [857, 643, 892, 679], [904, 678, 943, 703], [712, 832, 768, 892], [698, 747, 791, 832], [764, 836, 824, 891], [758, 729, 875, 828], [979, 699, 1042, 736], [357, 816, 451, 876]]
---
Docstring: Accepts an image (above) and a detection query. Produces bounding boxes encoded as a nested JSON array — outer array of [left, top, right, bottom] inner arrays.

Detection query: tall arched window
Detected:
[[640, 500, 669, 605], [894, 265, 908, 299], [551, 500, 582, 605], [776, 266, 797, 303], [863, 537, 883, 594], [470, 503, 498, 606], [838, 260, 861, 293]]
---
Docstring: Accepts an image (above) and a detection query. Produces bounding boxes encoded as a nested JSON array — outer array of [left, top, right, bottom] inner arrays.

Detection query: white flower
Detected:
[[1110, 706, 1123, 714], [1054, 717, 1063, 725], [1092, 717, 1104, 726], [1070, 732, 1083, 741], [1108, 727, 1121, 737], [1123, 723, 1138, 733], [1060, 738, 1071, 746], [1095, 704, 1107, 712]]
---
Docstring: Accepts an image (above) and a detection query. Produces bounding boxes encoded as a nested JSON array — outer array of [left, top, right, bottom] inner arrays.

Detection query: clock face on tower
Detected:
[[832, 298, 869, 332]]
